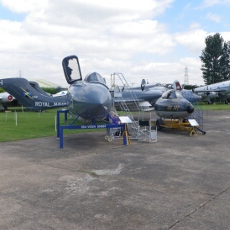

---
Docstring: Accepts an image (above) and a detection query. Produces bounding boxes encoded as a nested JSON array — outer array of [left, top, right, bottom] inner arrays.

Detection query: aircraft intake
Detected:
[[7, 95, 13, 102]]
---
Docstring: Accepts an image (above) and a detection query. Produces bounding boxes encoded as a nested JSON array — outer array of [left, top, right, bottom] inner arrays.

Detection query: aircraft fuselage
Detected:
[[67, 81, 112, 120], [194, 80, 230, 103], [154, 90, 194, 119]]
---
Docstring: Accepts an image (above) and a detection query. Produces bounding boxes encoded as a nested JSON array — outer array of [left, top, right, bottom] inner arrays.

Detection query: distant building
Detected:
[[32, 79, 61, 88]]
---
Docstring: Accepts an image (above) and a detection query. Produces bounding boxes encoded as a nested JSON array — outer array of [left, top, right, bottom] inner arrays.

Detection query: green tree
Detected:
[[0, 87, 5, 93], [200, 33, 229, 85], [220, 41, 230, 81], [41, 87, 58, 94]]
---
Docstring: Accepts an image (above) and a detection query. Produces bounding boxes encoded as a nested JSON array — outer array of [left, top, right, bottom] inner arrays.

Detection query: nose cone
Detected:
[[68, 82, 112, 120], [186, 104, 194, 114]]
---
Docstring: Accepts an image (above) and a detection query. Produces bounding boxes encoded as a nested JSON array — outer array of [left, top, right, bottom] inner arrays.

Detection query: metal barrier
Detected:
[[56, 109, 126, 148]]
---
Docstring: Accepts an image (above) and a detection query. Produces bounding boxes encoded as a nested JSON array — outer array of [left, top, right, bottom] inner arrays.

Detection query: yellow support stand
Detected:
[[159, 119, 199, 135], [121, 124, 131, 145], [189, 126, 198, 136]]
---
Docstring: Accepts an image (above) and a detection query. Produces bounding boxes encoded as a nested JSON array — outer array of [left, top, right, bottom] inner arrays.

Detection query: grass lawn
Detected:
[[0, 108, 99, 142], [0, 104, 229, 142], [196, 103, 230, 110]]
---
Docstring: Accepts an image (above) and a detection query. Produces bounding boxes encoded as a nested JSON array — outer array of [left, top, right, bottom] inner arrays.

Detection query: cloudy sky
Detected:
[[0, 0, 230, 88]]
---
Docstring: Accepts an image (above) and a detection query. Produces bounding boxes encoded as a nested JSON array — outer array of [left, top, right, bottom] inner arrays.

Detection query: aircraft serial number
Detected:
[[167, 106, 180, 110]]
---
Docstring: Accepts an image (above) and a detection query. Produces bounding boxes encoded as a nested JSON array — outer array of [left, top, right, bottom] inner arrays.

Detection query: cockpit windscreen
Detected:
[[84, 72, 106, 85], [162, 90, 183, 99]]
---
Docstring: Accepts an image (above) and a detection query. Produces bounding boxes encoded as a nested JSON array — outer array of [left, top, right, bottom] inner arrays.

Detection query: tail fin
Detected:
[[173, 80, 182, 91], [0, 78, 68, 110], [141, 79, 146, 91], [29, 81, 51, 96]]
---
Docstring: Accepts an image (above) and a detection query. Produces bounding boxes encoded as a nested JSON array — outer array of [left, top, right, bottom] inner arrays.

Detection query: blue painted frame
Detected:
[[56, 109, 127, 148]]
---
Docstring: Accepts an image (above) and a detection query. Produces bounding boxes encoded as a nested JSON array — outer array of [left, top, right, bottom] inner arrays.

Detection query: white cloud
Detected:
[[1, 0, 49, 13], [202, 0, 221, 7], [0, 0, 221, 87], [222, 32, 230, 41], [123, 58, 204, 86], [206, 13, 221, 22], [201, 0, 230, 7], [174, 28, 207, 54], [0, 0, 177, 85]]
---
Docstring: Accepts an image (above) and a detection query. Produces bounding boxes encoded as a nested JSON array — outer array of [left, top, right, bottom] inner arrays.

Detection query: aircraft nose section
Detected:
[[68, 82, 112, 120], [186, 104, 194, 114], [86, 91, 112, 119]]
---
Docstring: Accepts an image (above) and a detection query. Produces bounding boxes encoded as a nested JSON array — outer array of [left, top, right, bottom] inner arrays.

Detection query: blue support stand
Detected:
[[56, 110, 127, 148]]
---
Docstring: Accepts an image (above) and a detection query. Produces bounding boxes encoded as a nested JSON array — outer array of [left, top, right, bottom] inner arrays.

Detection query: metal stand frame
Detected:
[[156, 118, 206, 135], [137, 120, 157, 143], [56, 109, 127, 148]]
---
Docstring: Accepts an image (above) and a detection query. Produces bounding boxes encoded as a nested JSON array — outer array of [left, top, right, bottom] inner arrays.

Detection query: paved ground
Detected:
[[0, 110, 230, 230]]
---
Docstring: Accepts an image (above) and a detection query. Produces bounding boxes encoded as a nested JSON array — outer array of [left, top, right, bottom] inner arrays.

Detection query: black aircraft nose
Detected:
[[186, 104, 194, 114]]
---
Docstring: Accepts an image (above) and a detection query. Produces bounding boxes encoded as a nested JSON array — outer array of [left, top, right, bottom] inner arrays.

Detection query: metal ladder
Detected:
[[110, 73, 156, 141]]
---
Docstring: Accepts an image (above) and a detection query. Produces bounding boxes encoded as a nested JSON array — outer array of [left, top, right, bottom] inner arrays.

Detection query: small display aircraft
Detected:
[[132, 79, 167, 92], [153, 89, 202, 133], [0, 78, 68, 111], [193, 80, 230, 104], [173, 79, 230, 104], [52, 91, 67, 97], [154, 89, 194, 119], [0, 92, 15, 110], [112, 79, 167, 111], [113, 87, 162, 111], [119, 79, 200, 110]]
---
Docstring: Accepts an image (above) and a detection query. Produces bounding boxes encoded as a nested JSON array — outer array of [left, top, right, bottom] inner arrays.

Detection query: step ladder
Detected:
[[110, 73, 157, 142]]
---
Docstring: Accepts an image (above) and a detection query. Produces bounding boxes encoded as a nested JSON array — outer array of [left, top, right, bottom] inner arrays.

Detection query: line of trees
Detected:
[[200, 33, 230, 85]]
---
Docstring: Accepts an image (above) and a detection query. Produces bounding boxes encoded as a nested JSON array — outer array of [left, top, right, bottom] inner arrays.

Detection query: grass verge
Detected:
[[0, 108, 101, 142], [0, 104, 229, 142], [195, 103, 230, 110]]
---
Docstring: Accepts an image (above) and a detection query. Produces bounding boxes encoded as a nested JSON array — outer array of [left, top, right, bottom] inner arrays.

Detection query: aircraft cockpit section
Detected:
[[84, 72, 106, 84], [162, 90, 183, 99], [62, 55, 82, 84], [162, 90, 176, 99], [84, 72, 109, 89], [175, 91, 183, 98]]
